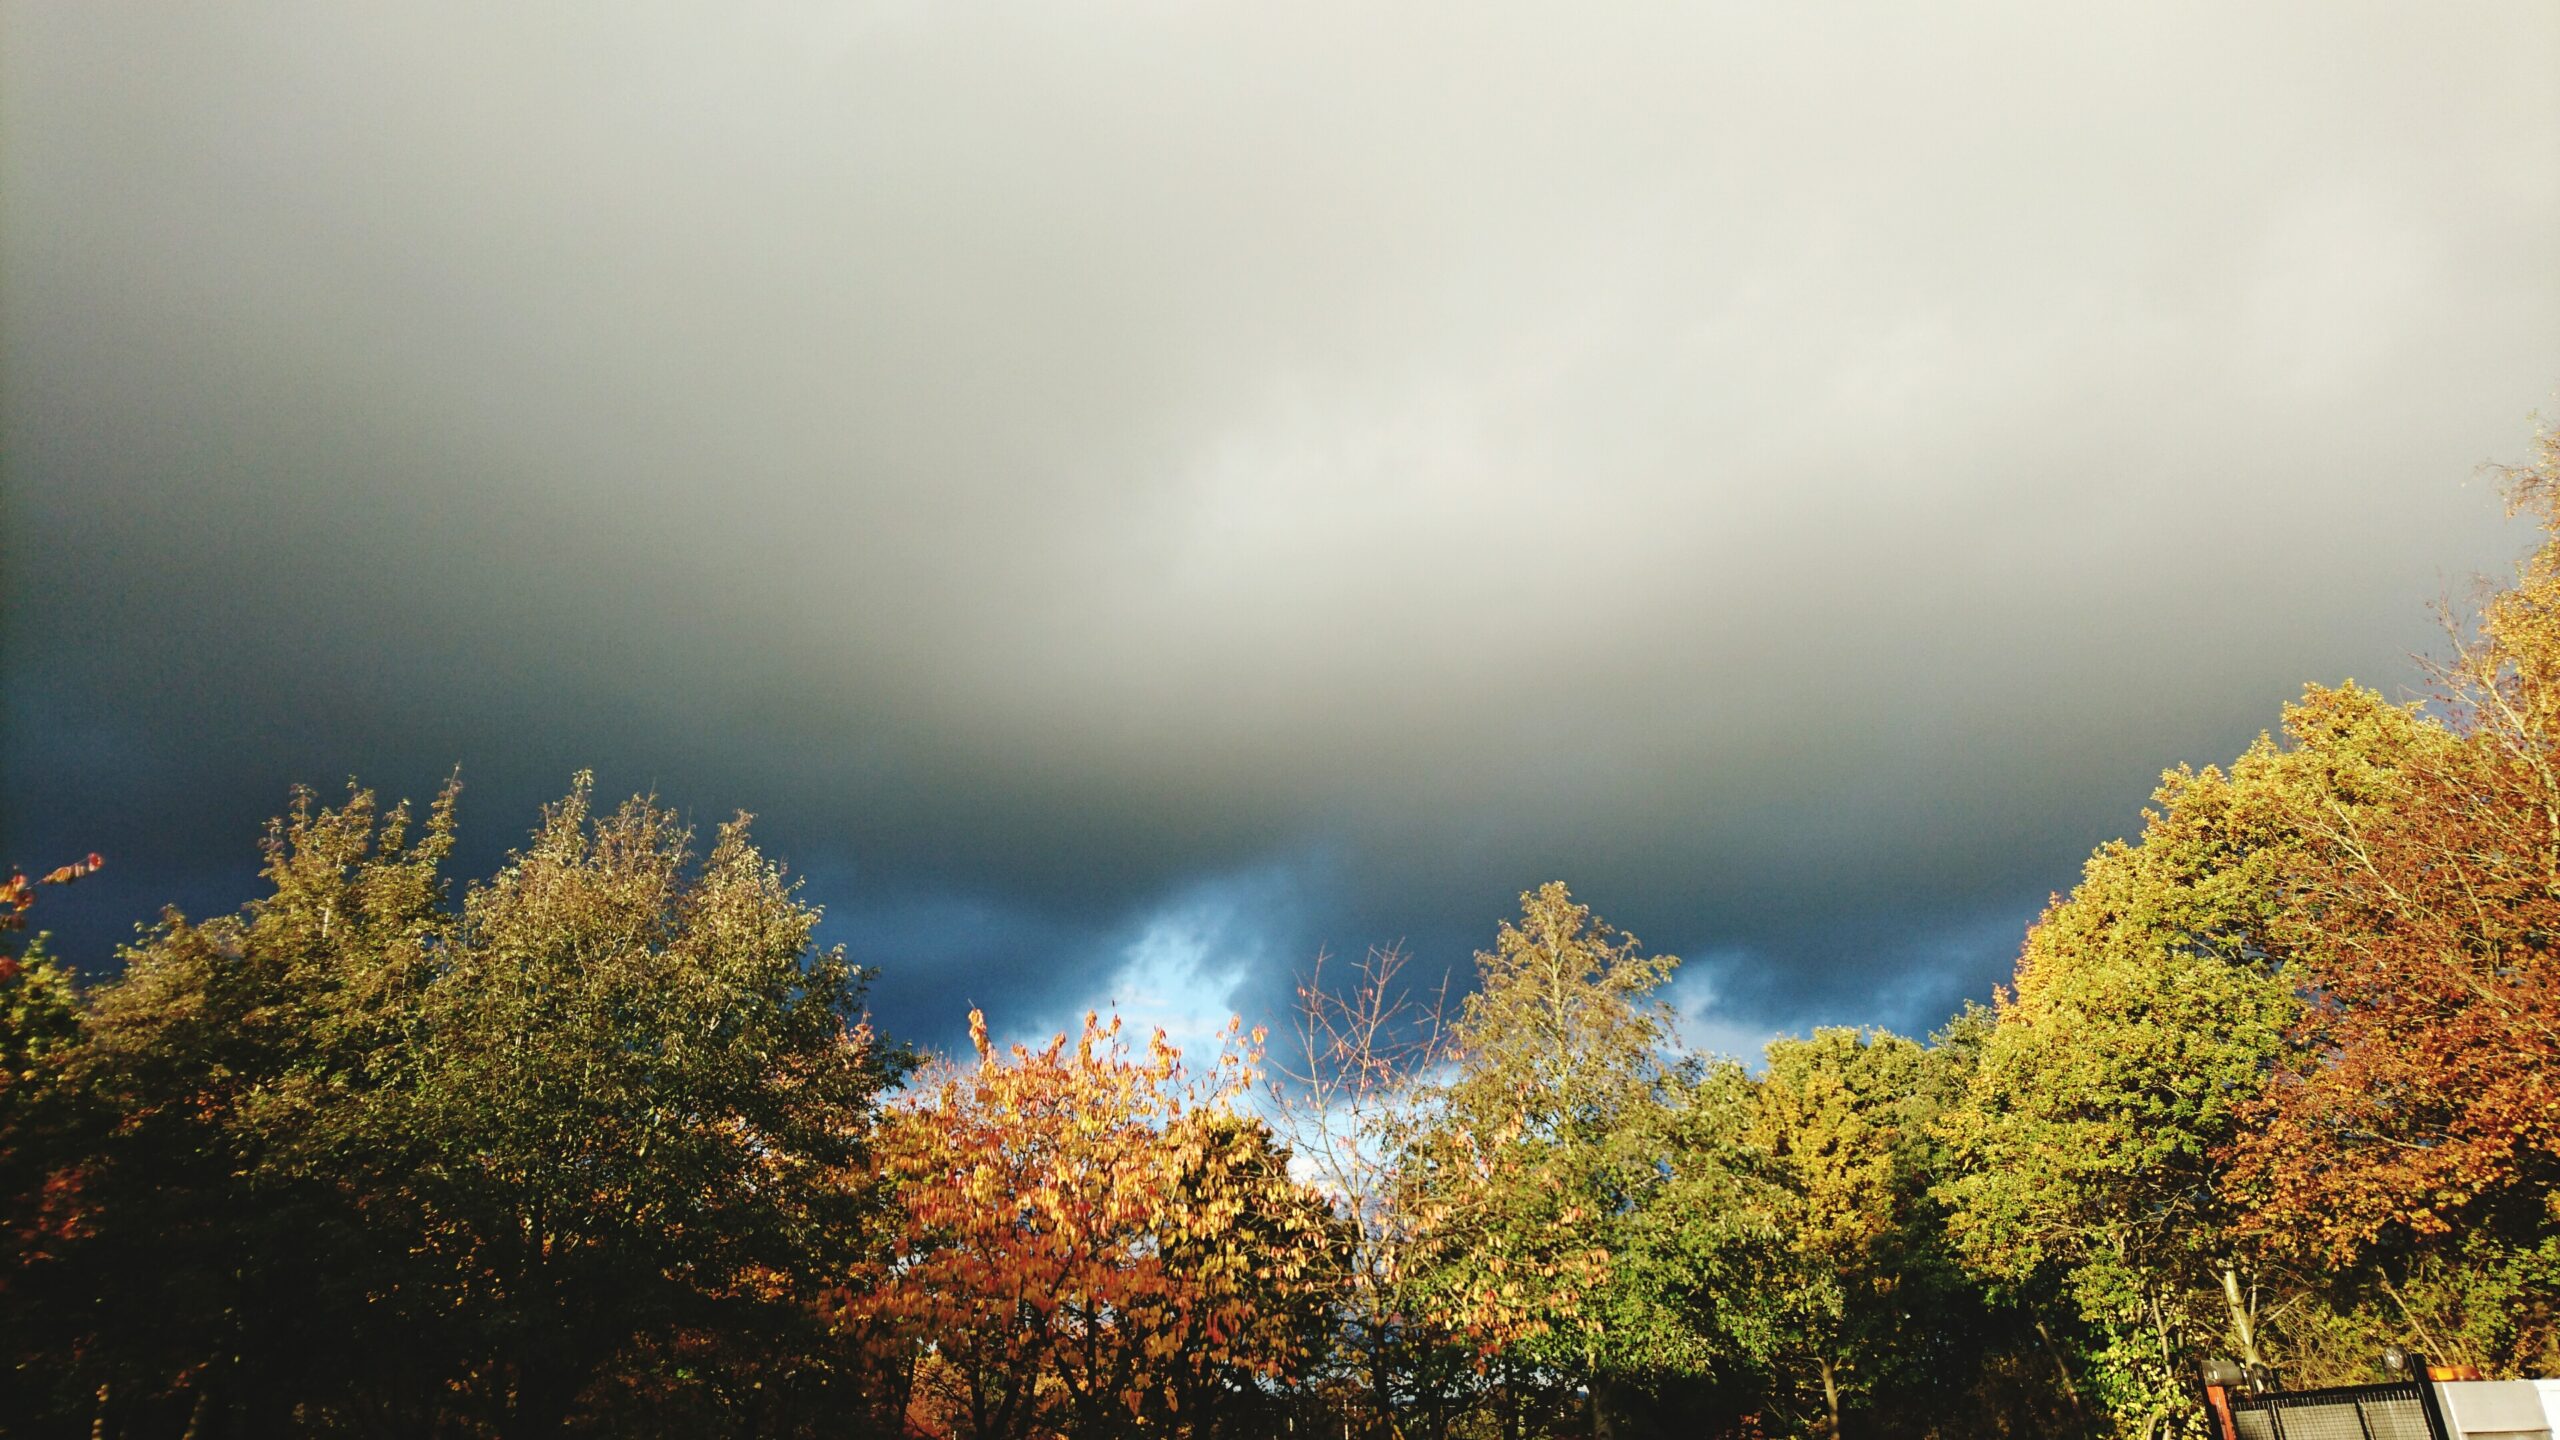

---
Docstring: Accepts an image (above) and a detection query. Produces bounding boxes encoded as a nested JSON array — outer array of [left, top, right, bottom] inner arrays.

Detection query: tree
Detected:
[[44, 776, 905, 1437], [1268, 944, 1474, 1440], [1607, 1053, 1790, 1437], [63, 785, 462, 1434], [1153, 1110, 1346, 1439], [0, 854, 105, 1431], [1936, 688, 2441, 1433], [1744, 1029, 1931, 1438], [857, 1009, 1333, 1440], [415, 777, 906, 1434], [2224, 427, 2560, 1370], [1402, 883, 1693, 1440]]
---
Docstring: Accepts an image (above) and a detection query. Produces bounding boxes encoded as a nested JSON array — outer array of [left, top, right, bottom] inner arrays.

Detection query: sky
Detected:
[[6, 2, 2559, 1061]]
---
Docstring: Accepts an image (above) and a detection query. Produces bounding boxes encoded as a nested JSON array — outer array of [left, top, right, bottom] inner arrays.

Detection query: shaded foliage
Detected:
[[2, 778, 905, 1437]]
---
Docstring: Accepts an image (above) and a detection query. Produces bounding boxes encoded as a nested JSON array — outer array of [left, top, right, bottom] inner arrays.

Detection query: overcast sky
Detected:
[[7, 2, 2558, 1058]]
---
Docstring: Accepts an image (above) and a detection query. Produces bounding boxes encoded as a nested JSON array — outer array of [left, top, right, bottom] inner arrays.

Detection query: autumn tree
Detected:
[[2223, 427, 2560, 1370], [857, 1008, 1333, 1440], [1153, 1110, 1346, 1438]]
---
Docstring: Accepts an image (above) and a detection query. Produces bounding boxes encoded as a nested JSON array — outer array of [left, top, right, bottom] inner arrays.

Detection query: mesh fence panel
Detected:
[[2229, 1380, 2447, 1440], [2266, 1405, 2367, 1440], [2358, 1396, 2434, 1440]]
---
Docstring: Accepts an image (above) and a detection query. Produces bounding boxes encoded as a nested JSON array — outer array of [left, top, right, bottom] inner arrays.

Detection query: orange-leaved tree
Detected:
[[853, 1009, 1334, 1440], [2226, 428, 2560, 1366]]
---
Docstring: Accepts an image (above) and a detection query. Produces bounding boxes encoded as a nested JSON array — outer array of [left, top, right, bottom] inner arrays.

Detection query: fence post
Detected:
[[2200, 1361, 2246, 1440], [2413, 1376, 2454, 1440]]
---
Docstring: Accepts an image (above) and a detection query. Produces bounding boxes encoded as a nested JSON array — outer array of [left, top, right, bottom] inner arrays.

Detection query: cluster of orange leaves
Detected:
[[0, 852, 102, 979], [842, 1009, 1333, 1440], [2229, 441, 2560, 1262]]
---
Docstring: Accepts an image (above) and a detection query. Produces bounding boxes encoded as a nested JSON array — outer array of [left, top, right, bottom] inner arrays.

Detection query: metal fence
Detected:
[[2226, 1381, 2449, 1440]]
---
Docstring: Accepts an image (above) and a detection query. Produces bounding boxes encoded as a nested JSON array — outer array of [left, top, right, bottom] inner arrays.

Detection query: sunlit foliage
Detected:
[[851, 1009, 1334, 1440]]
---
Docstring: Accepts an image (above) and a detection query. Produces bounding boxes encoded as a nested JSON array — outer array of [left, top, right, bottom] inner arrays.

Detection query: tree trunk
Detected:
[[2034, 1314, 2087, 1420], [1368, 1318, 1396, 1440], [1819, 1357, 1842, 1440], [2218, 1266, 2265, 1371]]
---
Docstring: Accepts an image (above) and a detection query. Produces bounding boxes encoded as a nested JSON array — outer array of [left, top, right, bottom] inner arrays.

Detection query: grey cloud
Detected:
[[6, 1, 2558, 1043]]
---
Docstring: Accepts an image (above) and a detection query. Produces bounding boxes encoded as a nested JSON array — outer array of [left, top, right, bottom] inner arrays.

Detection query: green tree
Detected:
[[1732, 1024, 2077, 1440], [45, 776, 905, 1437], [417, 778, 905, 1434], [1612, 1054, 1791, 1434], [1745, 1028, 1931, 1437], [0, 933, 95, 1429], [1403, 883, 1693, 1440], [60, 785, 460, 1434], [1937, 691, 2434, 1435]]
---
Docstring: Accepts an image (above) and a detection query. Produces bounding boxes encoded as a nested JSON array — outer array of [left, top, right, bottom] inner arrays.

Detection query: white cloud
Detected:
[[1004, 863, 1317, 1066], [1667, 961, 1785, 1070]]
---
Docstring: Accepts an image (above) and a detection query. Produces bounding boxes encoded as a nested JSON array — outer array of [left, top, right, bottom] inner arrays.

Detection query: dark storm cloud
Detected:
[[7, 1, 2559, 1053]]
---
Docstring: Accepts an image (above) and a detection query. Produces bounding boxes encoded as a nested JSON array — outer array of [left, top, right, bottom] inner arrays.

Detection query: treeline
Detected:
[[4, 436, 2558, 1439]]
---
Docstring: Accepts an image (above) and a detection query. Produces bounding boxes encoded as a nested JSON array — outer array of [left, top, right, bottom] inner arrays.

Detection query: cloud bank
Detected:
[[7, 1, 2558, 1050]]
